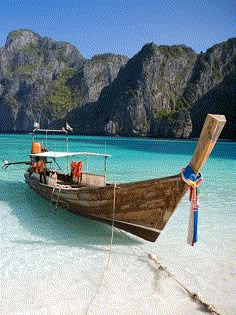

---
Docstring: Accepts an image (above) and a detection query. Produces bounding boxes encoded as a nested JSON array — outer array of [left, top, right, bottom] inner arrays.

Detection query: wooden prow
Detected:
[[109, 115, 226, 242], [189, 114, 226, 175]]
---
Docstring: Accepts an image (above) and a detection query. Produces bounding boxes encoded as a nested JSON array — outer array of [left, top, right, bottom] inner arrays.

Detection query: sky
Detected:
[[1, 0, 235, 58]]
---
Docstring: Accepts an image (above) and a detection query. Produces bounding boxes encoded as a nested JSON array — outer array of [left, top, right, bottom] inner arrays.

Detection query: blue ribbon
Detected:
[[193, 208, 198, 243], [182, 164, 203, 246], [182, 164, 196, 182]]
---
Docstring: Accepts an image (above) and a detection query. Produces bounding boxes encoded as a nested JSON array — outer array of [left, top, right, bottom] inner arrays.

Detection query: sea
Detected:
[[0, 133, 235, 315]]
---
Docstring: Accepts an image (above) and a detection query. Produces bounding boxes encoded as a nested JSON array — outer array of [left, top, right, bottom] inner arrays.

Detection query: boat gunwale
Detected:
[[25, 170, 183, 192]]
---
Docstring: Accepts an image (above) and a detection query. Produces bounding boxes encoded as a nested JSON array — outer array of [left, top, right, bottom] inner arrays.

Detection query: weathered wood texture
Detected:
[[189, 114, 226, 174], [24, 114, 226, 242], [25, 173, 188, 241]]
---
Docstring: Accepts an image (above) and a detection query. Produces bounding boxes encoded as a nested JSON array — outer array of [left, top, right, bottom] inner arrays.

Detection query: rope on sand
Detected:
[[108, 182, 116, 266], [86, 183, 221, 315], [117, 228, 222, 315], [146, 252, 222, 315], [85, 183, 117, 315]]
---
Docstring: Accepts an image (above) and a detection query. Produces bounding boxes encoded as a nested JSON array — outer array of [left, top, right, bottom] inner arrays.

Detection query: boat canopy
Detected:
[[30, 151, 111, 158]]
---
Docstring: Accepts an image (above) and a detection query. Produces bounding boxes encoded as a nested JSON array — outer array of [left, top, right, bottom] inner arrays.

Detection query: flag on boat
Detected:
[[66, 122, 73, 131], [33, 122, 40, 129]]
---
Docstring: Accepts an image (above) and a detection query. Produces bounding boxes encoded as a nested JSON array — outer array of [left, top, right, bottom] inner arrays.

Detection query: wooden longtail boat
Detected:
[[3, 114, 226, 242]]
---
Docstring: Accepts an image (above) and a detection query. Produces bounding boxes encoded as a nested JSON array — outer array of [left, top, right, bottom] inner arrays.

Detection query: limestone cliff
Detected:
[[66, 39, 236, 139], [0, 30, 84, 131], [70, 54, 129, 105], [0, 29, 235, 140], [0, 30, 128, 131], [99, 43, 197, 137], [186, 39, 236, 140]]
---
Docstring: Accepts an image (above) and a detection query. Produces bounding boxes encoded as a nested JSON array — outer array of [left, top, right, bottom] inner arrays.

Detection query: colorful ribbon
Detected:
[[181, 165, 203, 246]]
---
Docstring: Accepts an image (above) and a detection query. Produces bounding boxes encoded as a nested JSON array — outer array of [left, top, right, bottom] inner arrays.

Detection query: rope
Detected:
[[117, 229, 221, 314], [147, 253, 222, 315], [52, 157, 64, 173], [85, 178, 219, 314], [85, 183, 117, 315], [50, 186, 56, 206], [108, 182, 116, 266], [55, 185, 62, 210]]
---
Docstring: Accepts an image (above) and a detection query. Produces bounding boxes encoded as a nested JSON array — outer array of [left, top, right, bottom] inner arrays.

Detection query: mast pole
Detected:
[[46, 130, 48, 149], [104, 156, 107, 180], [66, 130, 69, 173]]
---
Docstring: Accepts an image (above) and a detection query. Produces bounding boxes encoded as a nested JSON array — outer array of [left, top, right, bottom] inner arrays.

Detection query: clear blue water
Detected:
[[1, 134, 235, 314]]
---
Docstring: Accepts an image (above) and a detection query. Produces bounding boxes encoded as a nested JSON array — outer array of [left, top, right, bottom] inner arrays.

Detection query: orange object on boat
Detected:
[[31, 142, 42, 154], [71, 161, 83, 178]]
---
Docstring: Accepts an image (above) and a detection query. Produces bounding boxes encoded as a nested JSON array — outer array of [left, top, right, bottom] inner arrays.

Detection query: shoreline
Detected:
[[0, 131, 234, 142]]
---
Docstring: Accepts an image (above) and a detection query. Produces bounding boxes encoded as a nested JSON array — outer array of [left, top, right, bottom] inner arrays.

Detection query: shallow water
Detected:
[[1, 134, 235, 314]]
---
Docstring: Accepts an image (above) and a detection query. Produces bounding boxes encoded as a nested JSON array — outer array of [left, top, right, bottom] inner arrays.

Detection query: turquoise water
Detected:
[[1, 134, 235, 314]]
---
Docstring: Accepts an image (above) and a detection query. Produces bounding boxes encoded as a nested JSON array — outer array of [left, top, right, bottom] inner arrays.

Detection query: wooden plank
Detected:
[[189, 114, 226, 175]]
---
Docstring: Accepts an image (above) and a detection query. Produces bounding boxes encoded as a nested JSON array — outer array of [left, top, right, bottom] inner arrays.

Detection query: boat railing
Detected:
[[32, 128, 69, 154], [30, 128, 111, 183]]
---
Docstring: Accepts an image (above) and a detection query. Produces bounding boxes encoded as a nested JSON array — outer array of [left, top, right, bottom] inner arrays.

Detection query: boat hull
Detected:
[[24, 172, 188, 241]]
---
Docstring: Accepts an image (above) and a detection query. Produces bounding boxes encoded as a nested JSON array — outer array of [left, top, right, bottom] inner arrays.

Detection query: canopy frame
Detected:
[[31, 128, 111, 177]]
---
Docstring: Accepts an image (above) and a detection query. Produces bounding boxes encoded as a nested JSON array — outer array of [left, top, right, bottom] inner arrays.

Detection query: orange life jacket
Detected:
[[37, 160, 45, 173], [71, 161, 83, 178], [32, 160, 45, 173]]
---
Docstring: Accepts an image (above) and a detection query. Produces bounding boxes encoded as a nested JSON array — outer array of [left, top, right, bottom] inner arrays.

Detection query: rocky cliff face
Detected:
[[98, 43, 197, 137], [191, 71, 236, 140], [0, 30, 128, 131], [186, 39, 236, 140], [66, 39, 236, 139], [0, 30, 235, 139], [0, 30, 84, 131], [72, 54, 129, 105]]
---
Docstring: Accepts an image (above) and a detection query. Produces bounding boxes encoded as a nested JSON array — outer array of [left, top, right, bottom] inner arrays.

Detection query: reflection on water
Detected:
[[0, 179, 140, 248]]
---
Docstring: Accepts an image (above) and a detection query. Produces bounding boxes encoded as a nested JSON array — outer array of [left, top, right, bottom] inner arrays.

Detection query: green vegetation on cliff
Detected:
[[43, 67, 77, 118], [0, 30, 235, 139]]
